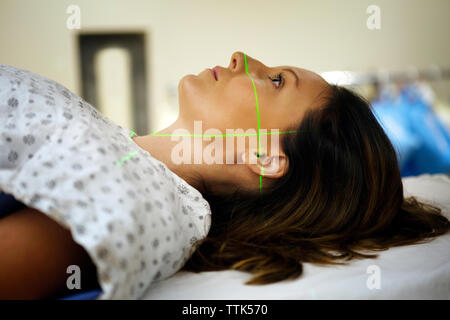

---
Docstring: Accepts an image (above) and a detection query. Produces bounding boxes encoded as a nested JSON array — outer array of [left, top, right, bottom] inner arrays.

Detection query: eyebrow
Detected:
[[282, 68, 300, 88]]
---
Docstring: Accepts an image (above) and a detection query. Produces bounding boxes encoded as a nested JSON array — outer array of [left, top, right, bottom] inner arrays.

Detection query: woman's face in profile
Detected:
[[178, 51, 330, 133]]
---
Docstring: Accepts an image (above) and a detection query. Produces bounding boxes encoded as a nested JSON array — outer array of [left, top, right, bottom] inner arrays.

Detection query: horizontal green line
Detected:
[[148, 131, 297, 137]]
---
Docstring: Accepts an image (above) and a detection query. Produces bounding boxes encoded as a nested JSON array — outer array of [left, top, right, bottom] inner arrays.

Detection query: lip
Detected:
[[208, 68, 217, 80], [212, 66, 220, 80]]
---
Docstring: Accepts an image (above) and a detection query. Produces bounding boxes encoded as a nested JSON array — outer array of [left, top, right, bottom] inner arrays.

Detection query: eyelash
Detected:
[[269, 73, 284, 89]]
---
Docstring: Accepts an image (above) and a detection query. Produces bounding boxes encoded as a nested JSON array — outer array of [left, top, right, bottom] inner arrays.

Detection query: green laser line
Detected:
[[114, 131, 139, 167], [244, 53, 264, 194], [148, 131, 296, 137], [121, 129, 297, 169], [116, 150, 138, 167], [129, 130, 136, 141]]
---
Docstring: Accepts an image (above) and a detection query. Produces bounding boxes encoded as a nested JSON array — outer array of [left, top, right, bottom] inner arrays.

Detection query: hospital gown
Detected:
[[0, 64, 212, 299]]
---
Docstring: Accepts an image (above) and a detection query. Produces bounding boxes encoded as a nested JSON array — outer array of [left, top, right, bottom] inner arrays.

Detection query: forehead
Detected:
[[279, 66, 330, 100], [283, 66, 329, 86]]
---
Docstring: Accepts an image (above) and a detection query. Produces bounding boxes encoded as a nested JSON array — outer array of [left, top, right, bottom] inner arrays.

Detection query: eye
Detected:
[[269, 73, 284, 89]]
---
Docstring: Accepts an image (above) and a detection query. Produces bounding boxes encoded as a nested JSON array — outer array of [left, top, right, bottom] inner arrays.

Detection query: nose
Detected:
[[229, 51, 266, 79], [229, 51, 245, 72]]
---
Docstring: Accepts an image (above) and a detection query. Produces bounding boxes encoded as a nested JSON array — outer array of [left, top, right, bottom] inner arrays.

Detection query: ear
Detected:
[[241, 148, 289, 179]]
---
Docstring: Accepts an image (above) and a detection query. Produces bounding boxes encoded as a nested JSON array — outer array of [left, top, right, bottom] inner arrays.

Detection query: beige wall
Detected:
[[0, 0, 449, 131]]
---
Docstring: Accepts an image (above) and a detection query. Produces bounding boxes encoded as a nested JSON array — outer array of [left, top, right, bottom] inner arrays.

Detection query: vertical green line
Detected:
[[259, 174, 263, 195], [244, 53, 263, 195]]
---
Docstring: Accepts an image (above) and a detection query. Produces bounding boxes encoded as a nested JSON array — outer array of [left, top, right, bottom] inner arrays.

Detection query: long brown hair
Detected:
[[181, 85, 450, 285]]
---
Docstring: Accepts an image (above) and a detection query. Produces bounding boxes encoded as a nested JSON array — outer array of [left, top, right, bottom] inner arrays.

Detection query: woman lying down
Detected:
[[0, 52, 449, 299]]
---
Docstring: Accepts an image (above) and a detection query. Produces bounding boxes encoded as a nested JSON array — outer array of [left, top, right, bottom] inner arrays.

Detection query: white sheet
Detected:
[[143, 173, 450, 299]]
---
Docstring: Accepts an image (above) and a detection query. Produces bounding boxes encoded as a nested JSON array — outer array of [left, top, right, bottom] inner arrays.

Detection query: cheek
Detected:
[[225, 79, 281, 130], [220, 79, 258, 119], [178, 75, 272, 131]]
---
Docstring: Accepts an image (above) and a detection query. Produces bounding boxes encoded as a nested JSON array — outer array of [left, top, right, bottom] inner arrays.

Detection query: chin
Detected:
[[178, 75, 194, 104], [178, 74, 199, 99], [178, 75, 202, 120]]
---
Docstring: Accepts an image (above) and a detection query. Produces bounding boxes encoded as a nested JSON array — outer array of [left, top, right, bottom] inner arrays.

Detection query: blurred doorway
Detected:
[[78, 33, 149, 135]]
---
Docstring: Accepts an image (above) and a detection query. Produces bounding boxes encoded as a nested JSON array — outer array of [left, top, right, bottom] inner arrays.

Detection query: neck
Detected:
[[132, 118, 208, 194]]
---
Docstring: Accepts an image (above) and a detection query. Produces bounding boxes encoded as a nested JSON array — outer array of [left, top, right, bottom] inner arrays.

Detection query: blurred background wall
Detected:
[[0, 0, 448, 131]]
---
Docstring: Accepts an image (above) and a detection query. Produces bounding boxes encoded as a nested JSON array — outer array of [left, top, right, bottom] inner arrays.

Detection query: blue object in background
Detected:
[[399, 85, 450, 176], [371, 83, 450, 177], [372, 98, 422, 168]]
